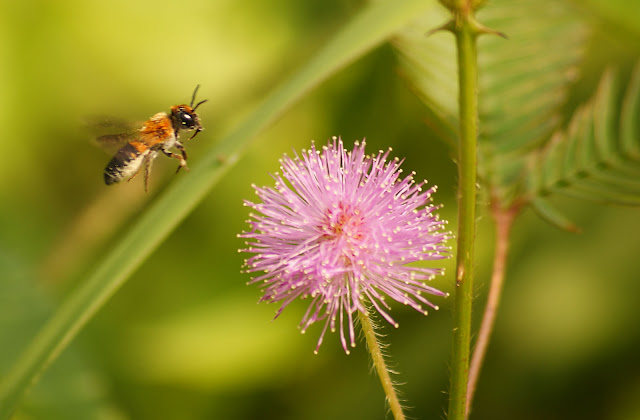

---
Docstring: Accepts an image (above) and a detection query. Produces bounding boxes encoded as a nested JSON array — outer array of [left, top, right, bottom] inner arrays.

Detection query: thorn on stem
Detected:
[[456, 264, 465, 286]]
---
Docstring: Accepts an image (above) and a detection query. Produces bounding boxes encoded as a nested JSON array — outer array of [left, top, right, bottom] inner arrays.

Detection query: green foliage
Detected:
[[393, 0, 589, 203], [527, 66, 640, 206], [395, 0, 640, 227]]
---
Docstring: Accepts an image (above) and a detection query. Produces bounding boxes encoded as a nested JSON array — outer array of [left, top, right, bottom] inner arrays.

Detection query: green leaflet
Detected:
[[530, 197, 581, 233], [392, 0, 589, 203], [527, 66, 640, 206]]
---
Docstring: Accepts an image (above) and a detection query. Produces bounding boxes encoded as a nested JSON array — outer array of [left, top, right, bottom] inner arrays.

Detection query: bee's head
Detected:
[[171, 86, 208, 140], [172, 105, 200, 130]]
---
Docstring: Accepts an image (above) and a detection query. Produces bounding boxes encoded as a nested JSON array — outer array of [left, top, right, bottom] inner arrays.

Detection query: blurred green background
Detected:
[[1, 0, 639, 419]]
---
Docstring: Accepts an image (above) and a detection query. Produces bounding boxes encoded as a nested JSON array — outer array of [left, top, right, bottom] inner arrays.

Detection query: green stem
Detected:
[[448, 11, 479, 420], [358, 310, 405, 420]]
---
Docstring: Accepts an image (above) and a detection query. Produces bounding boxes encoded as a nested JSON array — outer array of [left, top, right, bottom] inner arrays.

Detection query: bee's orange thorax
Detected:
[[139, 112, 175, 147]]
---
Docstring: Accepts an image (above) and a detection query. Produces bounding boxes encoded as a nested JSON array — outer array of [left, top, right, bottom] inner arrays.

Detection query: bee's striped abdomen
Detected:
[[104, 143, 148, 185]]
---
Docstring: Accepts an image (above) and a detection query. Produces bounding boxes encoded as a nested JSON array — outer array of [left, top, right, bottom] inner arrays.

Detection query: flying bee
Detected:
[[101, 86, 207, 191]]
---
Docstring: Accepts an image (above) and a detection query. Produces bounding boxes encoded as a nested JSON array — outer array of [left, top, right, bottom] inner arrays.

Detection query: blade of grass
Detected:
[[0, 1, 439, 417]]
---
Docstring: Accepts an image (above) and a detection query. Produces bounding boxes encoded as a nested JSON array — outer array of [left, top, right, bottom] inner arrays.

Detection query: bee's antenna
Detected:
[[193, 99, 208, 111], [190, 85, 200, 108], [190, 85, 208, 111]]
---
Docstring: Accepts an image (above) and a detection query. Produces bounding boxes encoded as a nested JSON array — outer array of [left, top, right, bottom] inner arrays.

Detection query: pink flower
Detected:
[[239, 138, 449, 353]]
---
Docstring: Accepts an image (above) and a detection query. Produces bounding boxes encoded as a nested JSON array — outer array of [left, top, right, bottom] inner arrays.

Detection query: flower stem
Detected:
[[448, 9, 479, 420], [466, 200, 517, 416], [359, 310, 405, 420]]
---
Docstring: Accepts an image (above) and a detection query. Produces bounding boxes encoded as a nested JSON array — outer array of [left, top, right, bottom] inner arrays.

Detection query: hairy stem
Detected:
[[466, 201, 517, 416], [448, 8, 479, 420], [359, 310, 405, 420]]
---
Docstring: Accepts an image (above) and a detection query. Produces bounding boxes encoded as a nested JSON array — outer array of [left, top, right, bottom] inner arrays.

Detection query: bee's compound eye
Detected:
[[179, 110, 196, 128]]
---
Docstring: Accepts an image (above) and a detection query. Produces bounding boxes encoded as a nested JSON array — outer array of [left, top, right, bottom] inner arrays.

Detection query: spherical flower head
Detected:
[[239, 137, 449, 354]]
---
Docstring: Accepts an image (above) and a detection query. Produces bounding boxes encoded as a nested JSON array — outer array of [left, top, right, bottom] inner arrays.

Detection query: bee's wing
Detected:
[[95, 132, 138, 153], [94, 132, 139, 154], [83, 114, 133, 130], [84, 115, 143, 154]]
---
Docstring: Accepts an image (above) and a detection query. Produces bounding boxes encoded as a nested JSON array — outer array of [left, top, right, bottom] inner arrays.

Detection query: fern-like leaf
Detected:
[[527, 66, 640, 206], [393, 0, 589, 202]]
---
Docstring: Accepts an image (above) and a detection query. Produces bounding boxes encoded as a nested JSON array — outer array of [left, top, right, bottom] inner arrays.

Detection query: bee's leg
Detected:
[[128, 169, 140, 181], [143, 152, 157, 192], [162, 143, 190, 173], [175, 143, 189, 173]]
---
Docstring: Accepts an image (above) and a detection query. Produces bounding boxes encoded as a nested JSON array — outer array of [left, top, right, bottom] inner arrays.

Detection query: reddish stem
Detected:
[[465, 199, 519, 416]]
